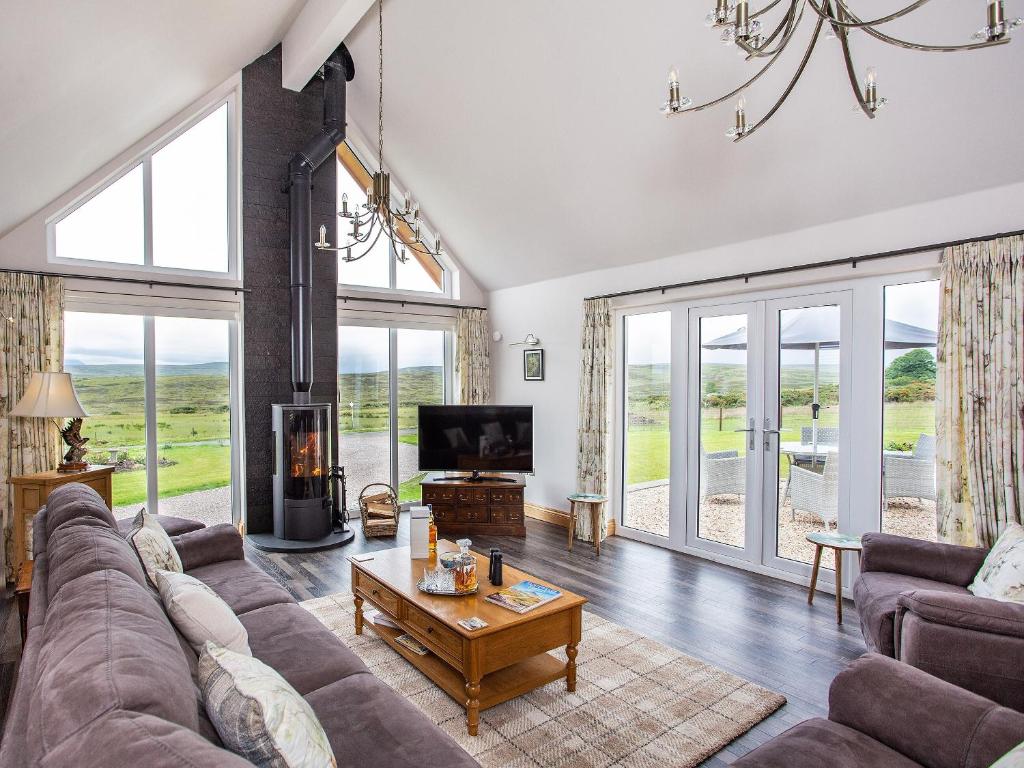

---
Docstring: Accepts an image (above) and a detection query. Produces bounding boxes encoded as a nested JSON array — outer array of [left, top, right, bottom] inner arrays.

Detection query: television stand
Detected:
[[431, 471, 519, 484], [420, 475, 526, 537]]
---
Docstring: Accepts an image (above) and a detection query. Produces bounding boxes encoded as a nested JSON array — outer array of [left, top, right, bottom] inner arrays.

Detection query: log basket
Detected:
[[358, 483, 400, 537]]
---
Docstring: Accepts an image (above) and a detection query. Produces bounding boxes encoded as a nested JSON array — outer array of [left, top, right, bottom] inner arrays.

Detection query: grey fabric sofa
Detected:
[[854, 531, 1024, 710], [0, 483, 479, 768], [733, 653, 1024, 768]]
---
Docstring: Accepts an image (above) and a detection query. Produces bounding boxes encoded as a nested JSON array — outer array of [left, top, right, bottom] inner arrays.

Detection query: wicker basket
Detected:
[[359, 483, 399, 537]]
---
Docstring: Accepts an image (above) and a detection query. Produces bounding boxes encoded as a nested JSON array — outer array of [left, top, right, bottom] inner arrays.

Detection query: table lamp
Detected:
[[9, 372, 90, 473]]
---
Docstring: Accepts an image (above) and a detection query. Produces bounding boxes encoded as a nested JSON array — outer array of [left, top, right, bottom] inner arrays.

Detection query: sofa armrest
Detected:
[[171, 524, 243, 571], [860, 531, 987, 586], [829, 653, 1024, 768], [898, 590, 1024, 639]]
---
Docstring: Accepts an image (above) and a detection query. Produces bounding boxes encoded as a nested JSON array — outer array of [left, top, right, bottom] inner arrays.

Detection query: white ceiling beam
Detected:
[[281, 0, 374, 91]]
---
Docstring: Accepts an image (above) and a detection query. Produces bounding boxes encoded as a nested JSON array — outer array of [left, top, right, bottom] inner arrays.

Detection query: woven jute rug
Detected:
[[301, 594, 785, 768]]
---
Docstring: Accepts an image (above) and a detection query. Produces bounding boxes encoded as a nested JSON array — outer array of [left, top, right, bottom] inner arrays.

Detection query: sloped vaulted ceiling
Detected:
[[339, 0, 1024, 289]]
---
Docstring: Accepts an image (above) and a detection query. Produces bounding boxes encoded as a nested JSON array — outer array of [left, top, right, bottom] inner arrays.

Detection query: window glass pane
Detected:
[[697, 314, 747, 547], [882, 281, 939, 540], [55, 166, 144, 264], [338, 326, 391, 510], [64, 311, 146, 517], [337, 159, 389, 288], [623, 312, 671, 536], [776, 305, 841, 567], [396, 249, 443, 293], [154, 317, 232, 524], [152, 105, 229, 272], [397, 329, 445, 504]]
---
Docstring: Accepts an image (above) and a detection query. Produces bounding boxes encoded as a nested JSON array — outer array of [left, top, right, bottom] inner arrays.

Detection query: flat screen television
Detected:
[[418, 405, 534, 478]]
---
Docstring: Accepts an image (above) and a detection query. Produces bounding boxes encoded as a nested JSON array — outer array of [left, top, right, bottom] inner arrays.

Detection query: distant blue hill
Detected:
[[66, 362, 228, 377]]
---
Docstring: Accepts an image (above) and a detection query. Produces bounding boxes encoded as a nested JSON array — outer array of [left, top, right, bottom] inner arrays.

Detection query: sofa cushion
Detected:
[[156, 569, 251, 655], [127, 508, 184, 586], [44, 483, 118, 539], [853, 571, 967, 656], [187, 558, 295, 615], [36, 710, 251, 768], [240, 603, 367, 695], [969, 522, 1024, 603], [117, 513, 206, 538], [199, 642, 337, 768], [732, 718, 921, 768], [47, 519, 147, 603], [26, 569, 199, 760], [305, 673, 479, 768]]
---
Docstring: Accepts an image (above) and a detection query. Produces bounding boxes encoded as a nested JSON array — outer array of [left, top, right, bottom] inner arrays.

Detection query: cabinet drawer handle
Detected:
[[426, 626, 434, 633], [372, 589, 379, 596]]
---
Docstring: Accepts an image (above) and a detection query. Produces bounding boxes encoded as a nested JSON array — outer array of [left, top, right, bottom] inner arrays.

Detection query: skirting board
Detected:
[[525, 503, 616, 537]]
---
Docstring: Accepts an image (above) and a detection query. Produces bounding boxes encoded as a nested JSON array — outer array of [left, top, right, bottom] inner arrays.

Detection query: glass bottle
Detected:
[[428, 510, 438, 554], [453, 538, 478, 593]]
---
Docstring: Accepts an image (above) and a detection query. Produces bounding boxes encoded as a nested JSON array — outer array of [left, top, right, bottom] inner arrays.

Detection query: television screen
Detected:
[[418, 405, 534, 473]]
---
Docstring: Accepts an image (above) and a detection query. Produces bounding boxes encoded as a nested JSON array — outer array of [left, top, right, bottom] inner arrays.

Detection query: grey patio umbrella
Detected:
[[702, 308, 937, 454]]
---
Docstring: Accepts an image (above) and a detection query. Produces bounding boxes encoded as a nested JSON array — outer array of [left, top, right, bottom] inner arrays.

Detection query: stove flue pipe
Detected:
[[288, 44, 355, 404]]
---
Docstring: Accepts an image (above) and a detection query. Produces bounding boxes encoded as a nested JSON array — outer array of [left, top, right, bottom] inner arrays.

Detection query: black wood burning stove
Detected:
[[272, 404, 332, 541]]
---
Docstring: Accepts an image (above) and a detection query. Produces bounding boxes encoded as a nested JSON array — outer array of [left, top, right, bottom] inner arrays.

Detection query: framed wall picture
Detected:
[[523, 349, 544, 381]]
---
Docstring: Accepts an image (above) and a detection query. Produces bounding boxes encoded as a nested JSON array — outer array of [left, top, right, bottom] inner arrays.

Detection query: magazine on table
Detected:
[[485, 580, 562, 614]]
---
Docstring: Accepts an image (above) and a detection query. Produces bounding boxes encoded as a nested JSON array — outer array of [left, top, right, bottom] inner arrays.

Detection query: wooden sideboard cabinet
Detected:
[[421, 476, 526, 537], [9, 465, 114, 573]]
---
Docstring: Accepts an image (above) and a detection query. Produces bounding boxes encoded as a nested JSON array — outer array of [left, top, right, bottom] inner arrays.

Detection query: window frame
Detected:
[[335, 143, 454, 299], [47, 91, 240, 279]]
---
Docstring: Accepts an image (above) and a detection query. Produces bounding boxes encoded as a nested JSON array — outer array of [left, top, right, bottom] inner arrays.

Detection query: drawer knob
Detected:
[[372, 589, 379, 596], [426, 626, 434, 633]]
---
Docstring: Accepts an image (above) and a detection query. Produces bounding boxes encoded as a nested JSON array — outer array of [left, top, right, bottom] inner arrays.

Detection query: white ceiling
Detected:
[[340, 0, 1024, 290], [0, 0, 303, 239], [2, 2, 1022, 292]]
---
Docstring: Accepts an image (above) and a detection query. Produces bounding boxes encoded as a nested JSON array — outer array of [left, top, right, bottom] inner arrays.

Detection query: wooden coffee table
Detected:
[[350, 540, 587, 735]]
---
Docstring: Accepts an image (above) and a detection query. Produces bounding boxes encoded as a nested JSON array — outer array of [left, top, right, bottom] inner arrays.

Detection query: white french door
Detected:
[[618, 288, 854, 584]]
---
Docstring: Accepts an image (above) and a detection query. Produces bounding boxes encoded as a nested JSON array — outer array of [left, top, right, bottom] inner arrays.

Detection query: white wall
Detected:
[[489, 180, 1024, 511]]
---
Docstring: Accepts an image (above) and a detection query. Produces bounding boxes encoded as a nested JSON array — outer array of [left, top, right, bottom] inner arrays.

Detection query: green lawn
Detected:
[[626, 401, 934, 486], [111, 444, 231, 506]]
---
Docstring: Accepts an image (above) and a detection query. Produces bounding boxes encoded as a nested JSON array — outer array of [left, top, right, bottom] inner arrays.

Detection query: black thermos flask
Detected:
[[488, 548, 503, 585]]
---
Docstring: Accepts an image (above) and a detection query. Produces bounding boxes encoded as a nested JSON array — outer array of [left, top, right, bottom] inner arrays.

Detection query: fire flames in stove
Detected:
[[291, 431, 324, 478]]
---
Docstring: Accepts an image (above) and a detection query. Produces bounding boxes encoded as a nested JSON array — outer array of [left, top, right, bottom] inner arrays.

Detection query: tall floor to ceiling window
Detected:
[[64, 309, 237, 525], [338, 322, 451, 510], [881, 280, 940, 540]]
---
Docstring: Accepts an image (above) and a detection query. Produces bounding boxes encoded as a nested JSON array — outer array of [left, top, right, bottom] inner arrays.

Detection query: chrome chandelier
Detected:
[[662, 0, 1021, 141], [316, 0, 442, 264]]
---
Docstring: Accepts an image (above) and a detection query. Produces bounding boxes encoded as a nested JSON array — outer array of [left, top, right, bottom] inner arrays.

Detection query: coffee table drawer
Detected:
[[355, 571, 401, 616], [404, 603, 463, 661]]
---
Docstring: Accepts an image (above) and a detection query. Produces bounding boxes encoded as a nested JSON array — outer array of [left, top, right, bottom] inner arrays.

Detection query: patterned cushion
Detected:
[[155, 569, 250, 655], [127, 508, 183, 586], [969, 523, 1024, 603], [199, 642, 336, 768]]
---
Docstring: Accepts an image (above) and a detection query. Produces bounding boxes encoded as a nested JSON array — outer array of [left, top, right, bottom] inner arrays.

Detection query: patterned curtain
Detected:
[[936, 235, 1023, 548], [455, 308, 490, 405], [1, 273, 65, 579], [575, 298, 614, 542]]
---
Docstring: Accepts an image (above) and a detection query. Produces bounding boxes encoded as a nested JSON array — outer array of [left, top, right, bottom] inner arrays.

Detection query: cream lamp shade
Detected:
[[9, 372, 89, 418]]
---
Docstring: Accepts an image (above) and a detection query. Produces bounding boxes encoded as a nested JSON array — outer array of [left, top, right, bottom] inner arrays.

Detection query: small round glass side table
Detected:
[[805, 531, 863, 625], [567, 494, 607, 557]]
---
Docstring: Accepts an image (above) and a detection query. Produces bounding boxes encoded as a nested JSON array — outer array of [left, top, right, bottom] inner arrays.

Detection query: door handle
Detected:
[[734, 418, 756, 451], [763, 419, 780, 450]]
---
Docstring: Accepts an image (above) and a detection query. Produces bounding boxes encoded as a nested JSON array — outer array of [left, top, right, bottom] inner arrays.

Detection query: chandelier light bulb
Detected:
[[669, 66, 679, 85], [736, 94, 746, 112], [661, 65, 691, 114], [340, 192, 349, 216], [865, 66, 878, 86]]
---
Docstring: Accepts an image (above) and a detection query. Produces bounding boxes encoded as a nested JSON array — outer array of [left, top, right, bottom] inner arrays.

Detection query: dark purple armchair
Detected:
[[854, 531, 1024, 711]]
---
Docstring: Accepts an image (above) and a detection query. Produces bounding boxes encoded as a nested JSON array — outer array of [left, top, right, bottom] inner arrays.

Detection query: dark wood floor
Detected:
[[246, 517, 867, 766]]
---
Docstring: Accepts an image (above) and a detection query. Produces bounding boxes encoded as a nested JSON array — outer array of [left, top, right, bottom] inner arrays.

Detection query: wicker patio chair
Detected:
[[699, 447, 745, 501], [788, 453, 839, 529], [800, 426, 840, 445], [358, 483, 400, 537], [882, 433, 936, 509]]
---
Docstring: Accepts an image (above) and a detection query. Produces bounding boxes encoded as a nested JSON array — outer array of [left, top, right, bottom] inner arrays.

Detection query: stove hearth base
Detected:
[[247, 528, 354, 554]]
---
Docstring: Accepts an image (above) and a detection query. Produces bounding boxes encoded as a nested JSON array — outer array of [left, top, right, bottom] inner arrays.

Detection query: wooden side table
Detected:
[[566, 494, 607, 557], [806, 531, 863, 625], [15, 560, 33, 644], [9, 465, 114, 575]]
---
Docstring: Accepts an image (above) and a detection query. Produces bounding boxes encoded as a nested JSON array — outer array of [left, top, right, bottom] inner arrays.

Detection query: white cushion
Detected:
[[155, 569, 250, 655], [200, 642, 336, 767], [969, 523, 1024, 603], [126, 508, 182, 586]]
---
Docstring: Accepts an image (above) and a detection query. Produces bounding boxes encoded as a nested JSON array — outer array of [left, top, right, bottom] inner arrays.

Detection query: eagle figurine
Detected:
[[59, 417, 89, 469]]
